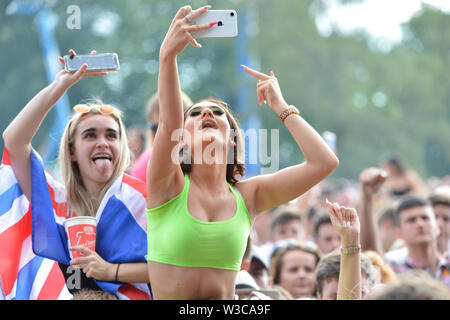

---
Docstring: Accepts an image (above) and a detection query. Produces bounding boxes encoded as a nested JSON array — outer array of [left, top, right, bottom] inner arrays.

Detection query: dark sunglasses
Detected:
[[188, 106, 226, 117]]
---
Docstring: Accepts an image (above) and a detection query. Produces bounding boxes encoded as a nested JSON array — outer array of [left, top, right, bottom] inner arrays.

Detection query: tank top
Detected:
[[146, 174, 252, 271]]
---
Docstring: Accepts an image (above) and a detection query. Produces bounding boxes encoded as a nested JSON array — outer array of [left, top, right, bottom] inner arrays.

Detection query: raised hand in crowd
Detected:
[[358, 167, 387, 252], [326, 198, 361, 300]]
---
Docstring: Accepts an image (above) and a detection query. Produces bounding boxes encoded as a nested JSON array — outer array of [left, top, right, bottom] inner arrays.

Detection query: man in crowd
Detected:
[[428, 186, 450, 256], [314, 215, 341, 254], [385, 196, 450, 288]]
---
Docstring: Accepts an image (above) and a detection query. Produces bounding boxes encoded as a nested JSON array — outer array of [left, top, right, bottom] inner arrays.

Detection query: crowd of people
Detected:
[[236, 166, 450, 300], [1, 5, 449, 300]]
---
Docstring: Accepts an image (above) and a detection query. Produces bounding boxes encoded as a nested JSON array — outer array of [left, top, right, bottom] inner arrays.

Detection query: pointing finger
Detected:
[[241, 65, 271, 81]]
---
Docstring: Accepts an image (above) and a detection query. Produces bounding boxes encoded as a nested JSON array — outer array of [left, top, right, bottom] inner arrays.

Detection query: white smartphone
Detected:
[[190, 10, 238, 38], [64, 53, 120, 73]]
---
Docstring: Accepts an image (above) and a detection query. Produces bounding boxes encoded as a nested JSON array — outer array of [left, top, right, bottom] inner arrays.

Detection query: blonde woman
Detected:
[[2, 50, 151, 299], [146, 5, 339, 299]]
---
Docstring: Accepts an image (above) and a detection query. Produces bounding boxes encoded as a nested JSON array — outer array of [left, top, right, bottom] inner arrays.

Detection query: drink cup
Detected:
[[63, 216, 97, 259]]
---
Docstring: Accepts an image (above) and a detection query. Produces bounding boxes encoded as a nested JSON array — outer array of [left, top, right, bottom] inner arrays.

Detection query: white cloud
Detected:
[[315, 0, 450, 44]]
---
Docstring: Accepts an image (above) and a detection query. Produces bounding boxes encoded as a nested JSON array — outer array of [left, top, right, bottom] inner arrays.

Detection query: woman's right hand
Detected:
[[54, 49, 108, 90], [160, 5, 214, 59]]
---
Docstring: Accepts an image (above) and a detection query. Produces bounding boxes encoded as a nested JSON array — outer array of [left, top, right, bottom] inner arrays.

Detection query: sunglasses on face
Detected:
[[73, 104, 116, 115], [188, 106, 226, 117]]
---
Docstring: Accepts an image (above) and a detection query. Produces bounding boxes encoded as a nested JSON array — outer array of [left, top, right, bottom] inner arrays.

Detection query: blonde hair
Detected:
[[72, 289, 118, 300], [363, 250, 396, 283], [58, 100, 131, 217], [365, 270, 450, 300]]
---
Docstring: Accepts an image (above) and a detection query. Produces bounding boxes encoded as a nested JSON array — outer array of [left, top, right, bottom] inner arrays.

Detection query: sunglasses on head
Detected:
[[272, 239, 319, 255], [73, 104, 116, 115]]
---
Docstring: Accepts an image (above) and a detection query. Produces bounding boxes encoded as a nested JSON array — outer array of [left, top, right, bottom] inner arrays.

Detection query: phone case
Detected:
[[190, 10, 238, 38], [64, 53, 120, 72]]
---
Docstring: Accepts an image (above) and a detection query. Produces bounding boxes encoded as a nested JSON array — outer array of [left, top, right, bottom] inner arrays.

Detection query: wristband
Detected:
[[340, 245, 361, 255], [279, 105, 300, 123]]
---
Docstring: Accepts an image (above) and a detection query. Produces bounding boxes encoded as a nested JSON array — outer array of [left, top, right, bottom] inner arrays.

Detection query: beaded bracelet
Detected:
[[340, 245, 361, 255]]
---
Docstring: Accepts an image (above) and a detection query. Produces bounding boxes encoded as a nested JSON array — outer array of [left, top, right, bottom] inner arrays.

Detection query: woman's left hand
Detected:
[[325, 199, 360, 246], [242, 65, 288, 114], [70, 246, 116, 281]]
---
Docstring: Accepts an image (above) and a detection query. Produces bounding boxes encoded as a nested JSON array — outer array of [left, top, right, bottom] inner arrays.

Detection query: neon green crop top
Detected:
[[146, 174, 252, 271]]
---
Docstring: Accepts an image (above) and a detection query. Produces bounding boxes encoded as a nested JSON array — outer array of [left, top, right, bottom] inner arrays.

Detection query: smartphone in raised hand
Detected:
[[191, 10, 238, 38], [64, 53, 120, 73]]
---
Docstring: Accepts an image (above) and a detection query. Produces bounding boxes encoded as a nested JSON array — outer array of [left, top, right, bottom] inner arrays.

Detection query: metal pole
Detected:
[[235, 9, 261, 178]]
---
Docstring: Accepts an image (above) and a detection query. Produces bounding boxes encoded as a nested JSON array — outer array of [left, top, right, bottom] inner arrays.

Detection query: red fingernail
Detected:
[[209, 21, 217, 26], [270, 71, 274, 76], [204, 5, 211, 10], [240, 64, 248, 69]]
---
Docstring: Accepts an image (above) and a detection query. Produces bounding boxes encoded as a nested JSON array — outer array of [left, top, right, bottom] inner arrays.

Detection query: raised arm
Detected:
[[239, 66, 339, 215], [358, 167, 387, 253], [147, 5, 213, 208], [326, 199, 361, 300], [2, 50, 104, 200]]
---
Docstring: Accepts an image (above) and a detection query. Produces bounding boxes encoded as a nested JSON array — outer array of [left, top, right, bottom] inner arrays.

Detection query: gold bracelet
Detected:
[[340, 245, 361, 255], [279, 105, 300, 123]]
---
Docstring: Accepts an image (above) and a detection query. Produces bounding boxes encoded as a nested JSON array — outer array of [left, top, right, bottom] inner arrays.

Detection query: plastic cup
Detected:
[[63, 216, 97, 259]]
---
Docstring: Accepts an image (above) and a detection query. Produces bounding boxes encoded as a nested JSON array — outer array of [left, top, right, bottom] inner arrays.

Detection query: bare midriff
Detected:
[[148, 261, 237, 300]]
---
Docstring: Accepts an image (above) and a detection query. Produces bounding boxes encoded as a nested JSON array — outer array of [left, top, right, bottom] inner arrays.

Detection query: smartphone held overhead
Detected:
[[64, 53, 120, 73], [191, 10, 238, 38]]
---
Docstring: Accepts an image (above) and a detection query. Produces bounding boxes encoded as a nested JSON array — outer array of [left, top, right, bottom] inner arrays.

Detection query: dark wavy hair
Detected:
[[180, 98, 245, 185]]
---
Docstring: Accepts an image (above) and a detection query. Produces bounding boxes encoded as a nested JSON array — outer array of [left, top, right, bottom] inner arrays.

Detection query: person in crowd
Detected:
[[377, 205, 405, 253], [358, 167, 387, 253], [251, 207, 277, 246], [71, 289, 118, 300], [380, 153, 425, 198], [126, 126, 145, 167], [315, 253, 340, 300], [365, 270, 450, 300], [303, 206, 319, 242], [146, 5, 339, 299], [130, 91, 192, 182], [324, 199, 362, 300], [249, 245, 272, 289], [385, 196, 450, 288], [363, 250, 396, 284], [357, 166, 408, 266], [235, 236, 260, 293], [315, 251, 378, 299], [428, 186, 450, 255], [270, 207, 305, 242], [257, 205, 306, 265], [269, 240, 321, 299], [2, 49, 151, 299], [314, 214, 341, 255]]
